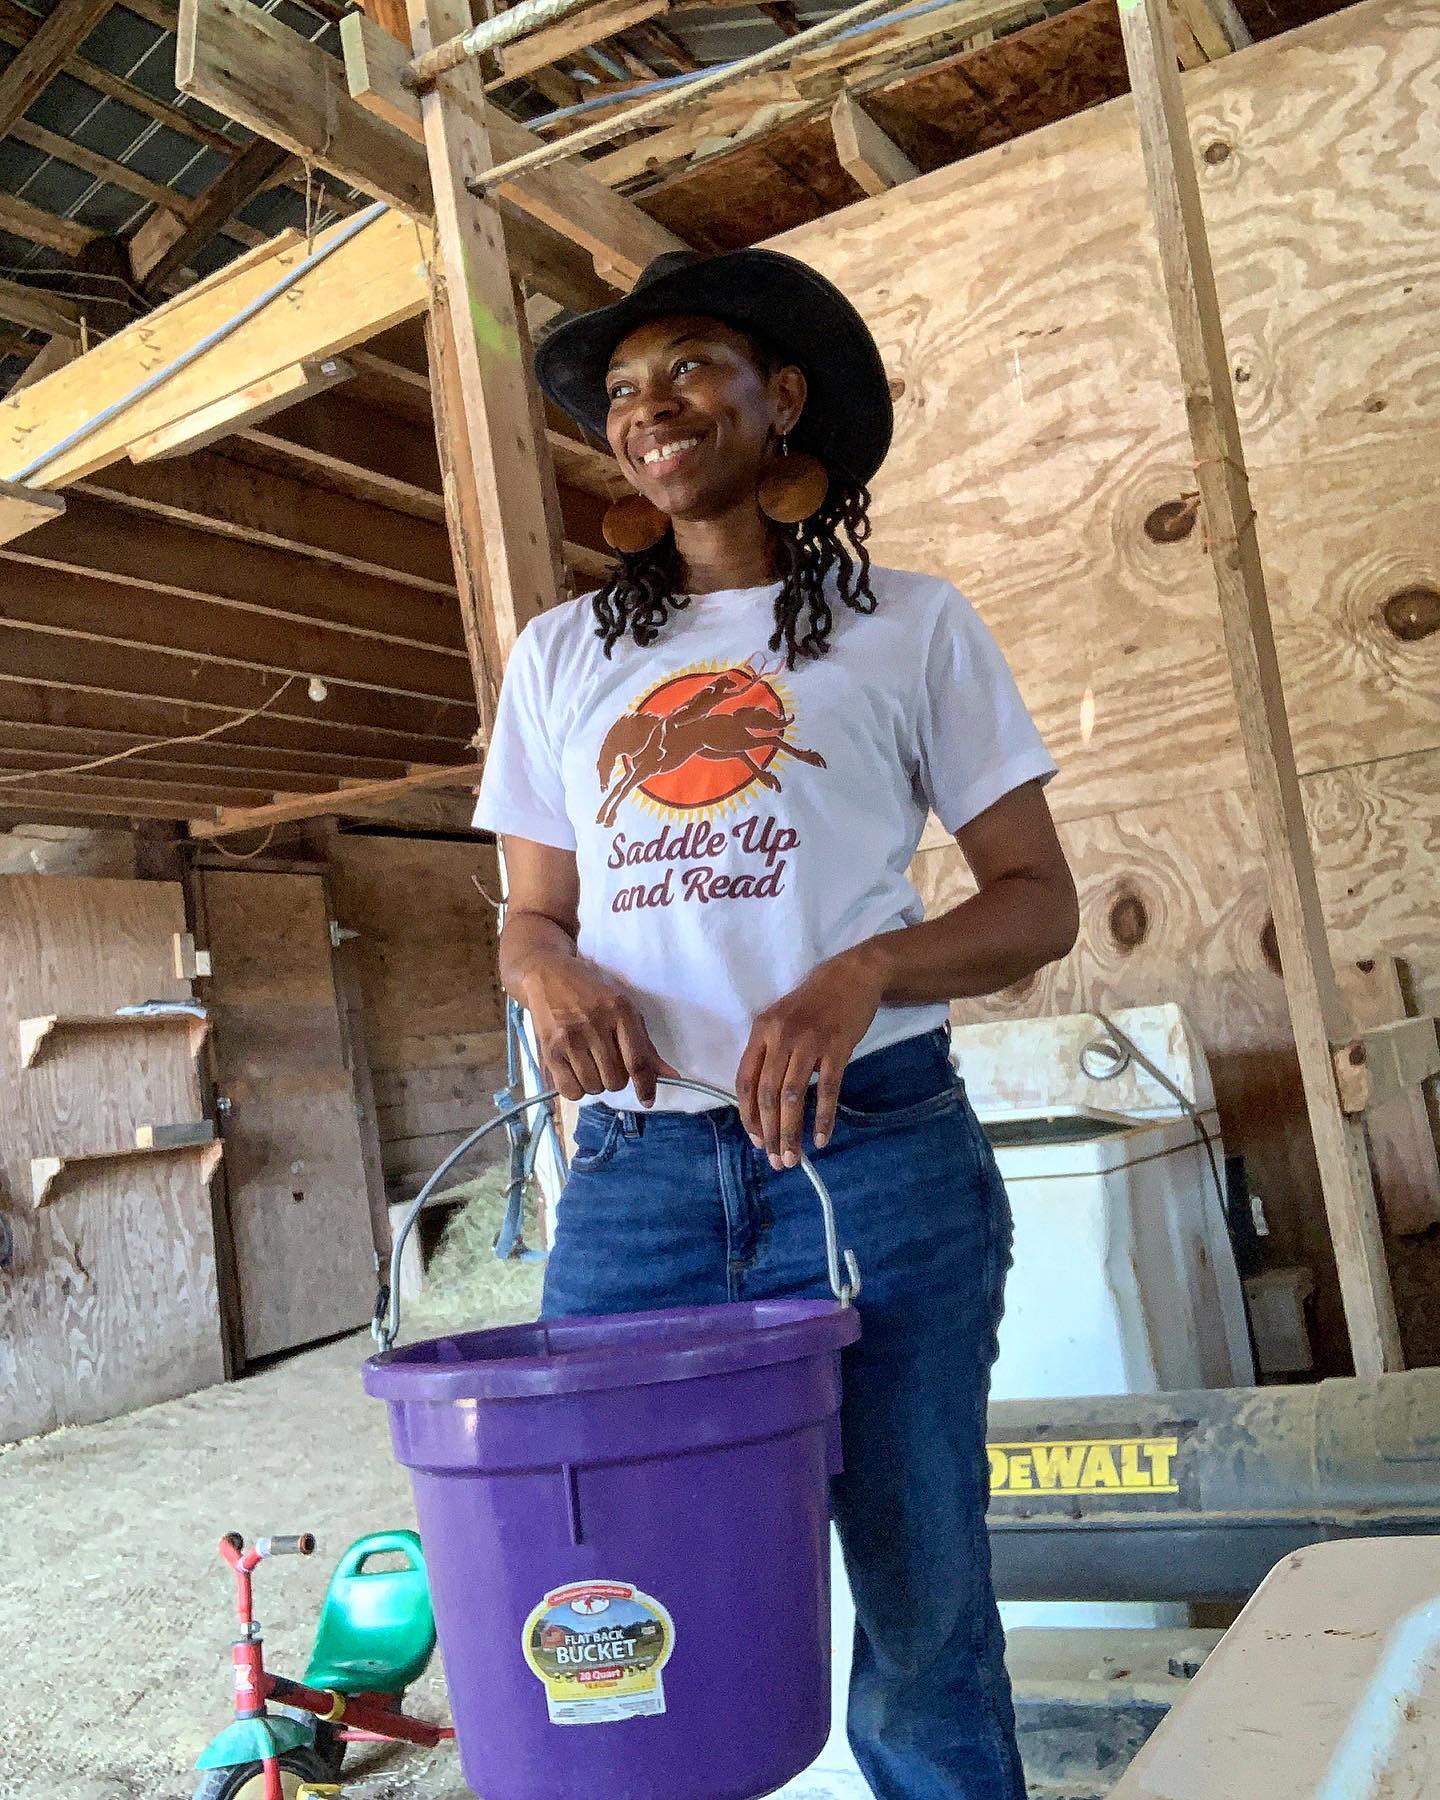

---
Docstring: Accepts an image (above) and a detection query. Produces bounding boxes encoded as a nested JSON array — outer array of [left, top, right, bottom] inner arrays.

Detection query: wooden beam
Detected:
[[232, 388, 448, 520], [0, 0, 115, 138], [0, 786, 215, 823], [1117, 0, 1401, 1377], [758, 1, 803, 36], [0, 677, 470, 769], [2, 767, 275, 809], [1334, 1018, 1440, 1117], [0, 629, 473, 743], [831, 89, 920, 196], [793, 0, 1038, 94], [184, 0, 683, 286], [11, 121, 194, 223], [134, 138, 294, 293], [636, 19, 699, 72], [78, 455, 458, 592], [406, 0, 570, 707], [1343, 959, 1440, 1238], [0, 720, 410, 784], [0, 277, 81, 342], [127, 357, 354, 461], [0, 734, 408, 793], [0, 0, 232, 154], [360, 0, 412, 42], [12, 488, 463, 650], [0, 560, 473, 701], [0, 208, 429, 492], [1173, 0, 1251, 60], [0, 190, 96, 259], [189, 759, 481, 837], [177, 0, 432, 214], [0, 480, 65, 544], [492, 0, 671, 85]]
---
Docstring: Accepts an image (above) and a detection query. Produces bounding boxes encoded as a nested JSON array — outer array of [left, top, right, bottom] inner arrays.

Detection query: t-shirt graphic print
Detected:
[[475, 569, 1057, 1111], [599, 655, 827, 917]]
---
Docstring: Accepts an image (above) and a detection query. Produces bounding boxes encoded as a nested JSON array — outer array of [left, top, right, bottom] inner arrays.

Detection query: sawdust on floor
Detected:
[[2, 1184, 547, 1800]]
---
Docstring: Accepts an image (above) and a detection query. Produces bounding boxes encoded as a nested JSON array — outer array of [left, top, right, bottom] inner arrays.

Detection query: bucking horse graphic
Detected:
[[595, 657, 827, 827]]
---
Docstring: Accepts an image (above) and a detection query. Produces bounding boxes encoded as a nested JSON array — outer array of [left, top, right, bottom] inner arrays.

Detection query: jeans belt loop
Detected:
[[619, 1111, 643, 1139]]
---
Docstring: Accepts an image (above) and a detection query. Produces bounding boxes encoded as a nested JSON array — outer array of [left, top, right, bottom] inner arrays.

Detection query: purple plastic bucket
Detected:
[[364, 1297, 860, 1800]]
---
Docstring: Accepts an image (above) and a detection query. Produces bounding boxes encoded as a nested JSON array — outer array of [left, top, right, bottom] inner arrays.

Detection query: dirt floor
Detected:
[[2, 1329, 471, 1800], [2, 1180, 546, 1800]]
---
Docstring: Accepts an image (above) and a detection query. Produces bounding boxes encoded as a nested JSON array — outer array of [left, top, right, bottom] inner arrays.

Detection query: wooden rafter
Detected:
[[10, 121, 196, 223], [0, 278, 82, 342], [0, 0, 232, 154], [331, 1, 684, 281], [0, 0, 116, 139], [489, 0, 672, 86], [79, 453, 458, 591], [0, 208, 430, 492], [0, 190, 96, 258], [189, 760, 481, 838], [0, 675, 470, 768], [0, 559, 474, 702], [0, 623, 473, 737], [133, 138, 294, 293], [831, 89, 920, 194]]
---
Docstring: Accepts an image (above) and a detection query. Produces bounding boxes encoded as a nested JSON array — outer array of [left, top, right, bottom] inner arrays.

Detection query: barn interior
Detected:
[[1, 0, 1438, 1792]]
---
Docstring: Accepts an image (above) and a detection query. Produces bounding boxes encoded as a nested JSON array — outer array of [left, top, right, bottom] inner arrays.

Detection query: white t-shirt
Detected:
[[474, 566, 1056, 1110]]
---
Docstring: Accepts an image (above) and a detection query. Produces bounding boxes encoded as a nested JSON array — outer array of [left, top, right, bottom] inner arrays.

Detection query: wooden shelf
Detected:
[[31, 1133, 222, 1210], [19, 1009, 210, 1070]]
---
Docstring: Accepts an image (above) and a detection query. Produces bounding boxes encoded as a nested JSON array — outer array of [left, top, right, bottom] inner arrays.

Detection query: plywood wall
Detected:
[[775, 0, 1440, 1368], [326, 834, 509, 1203], [0, 876, 224, 1442]]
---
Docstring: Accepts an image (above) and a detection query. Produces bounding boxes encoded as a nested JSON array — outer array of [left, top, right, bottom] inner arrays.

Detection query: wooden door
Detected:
[[0, 876, 224, 1442], [199, 871, 377, 1361]]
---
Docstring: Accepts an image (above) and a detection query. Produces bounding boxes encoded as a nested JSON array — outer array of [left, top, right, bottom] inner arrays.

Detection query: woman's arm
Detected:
[[500, 835, 671, 1106], [736, 779, 1078, 1168]]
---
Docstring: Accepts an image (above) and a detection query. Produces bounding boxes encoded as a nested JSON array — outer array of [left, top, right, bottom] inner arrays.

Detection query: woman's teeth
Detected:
[[640, 437, 700, 466]]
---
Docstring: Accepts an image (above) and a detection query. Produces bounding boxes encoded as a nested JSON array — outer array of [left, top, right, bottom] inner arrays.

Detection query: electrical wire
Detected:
[[1082, 1009, 1228, 1225], [209, 824, 278, 860], [0, 676, 300, 789], [8, 199, 387, 485]]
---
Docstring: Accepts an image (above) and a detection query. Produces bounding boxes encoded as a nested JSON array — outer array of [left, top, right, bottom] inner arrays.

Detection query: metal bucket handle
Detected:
[[373, 1075, 861, 1353]]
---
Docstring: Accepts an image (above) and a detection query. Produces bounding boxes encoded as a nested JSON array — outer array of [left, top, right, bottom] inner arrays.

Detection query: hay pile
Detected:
[[403, 1165, 547, 1335]]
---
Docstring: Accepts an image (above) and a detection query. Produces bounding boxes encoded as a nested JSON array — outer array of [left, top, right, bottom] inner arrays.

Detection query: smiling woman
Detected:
[[537, 250, 890, 665], [473, 245, 1079, 1800]]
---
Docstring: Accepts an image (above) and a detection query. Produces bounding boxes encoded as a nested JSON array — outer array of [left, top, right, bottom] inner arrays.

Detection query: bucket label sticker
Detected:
[[523, 1580, 675, 1726]]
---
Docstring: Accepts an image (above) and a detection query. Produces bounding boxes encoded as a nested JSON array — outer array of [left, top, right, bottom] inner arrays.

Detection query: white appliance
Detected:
[[776, 1004, 1254, 1798]]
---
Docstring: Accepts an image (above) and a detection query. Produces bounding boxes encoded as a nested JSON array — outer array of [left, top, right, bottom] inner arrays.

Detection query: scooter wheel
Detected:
[[192, 1745, 338, 1798]]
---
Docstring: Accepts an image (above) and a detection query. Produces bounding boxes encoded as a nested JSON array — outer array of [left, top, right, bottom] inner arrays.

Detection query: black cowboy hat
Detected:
[[534, 248, 893, 486]]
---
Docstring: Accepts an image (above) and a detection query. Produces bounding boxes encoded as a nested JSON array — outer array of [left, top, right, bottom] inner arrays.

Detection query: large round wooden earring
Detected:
[[757, 437, 829, 525], [602, 493, 669, 555]]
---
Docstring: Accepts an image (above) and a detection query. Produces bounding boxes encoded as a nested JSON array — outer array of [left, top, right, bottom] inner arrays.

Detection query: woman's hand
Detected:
[[736, 944, 889, 1170], [500, 836, 672, 1106], [522, 953, 673, 1106]]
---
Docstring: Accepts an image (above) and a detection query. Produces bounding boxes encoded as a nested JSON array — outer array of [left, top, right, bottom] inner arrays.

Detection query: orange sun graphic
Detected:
[[636, 666, 786, 807], [594, 657, 827, 827]]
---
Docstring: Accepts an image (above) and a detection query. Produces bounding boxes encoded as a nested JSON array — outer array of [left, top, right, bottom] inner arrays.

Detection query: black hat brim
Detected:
[[534, 248, 893, 487]]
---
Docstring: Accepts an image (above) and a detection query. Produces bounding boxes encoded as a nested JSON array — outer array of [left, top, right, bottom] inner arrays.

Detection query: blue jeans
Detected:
[[543, 1028, 1024, 1800]]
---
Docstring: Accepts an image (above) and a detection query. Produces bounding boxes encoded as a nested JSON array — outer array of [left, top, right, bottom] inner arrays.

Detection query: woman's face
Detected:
[[604, 313, 806, 522]]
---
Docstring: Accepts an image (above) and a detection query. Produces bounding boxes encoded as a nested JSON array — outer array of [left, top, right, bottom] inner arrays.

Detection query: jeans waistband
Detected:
[[589, 1024, 953, 1137]]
